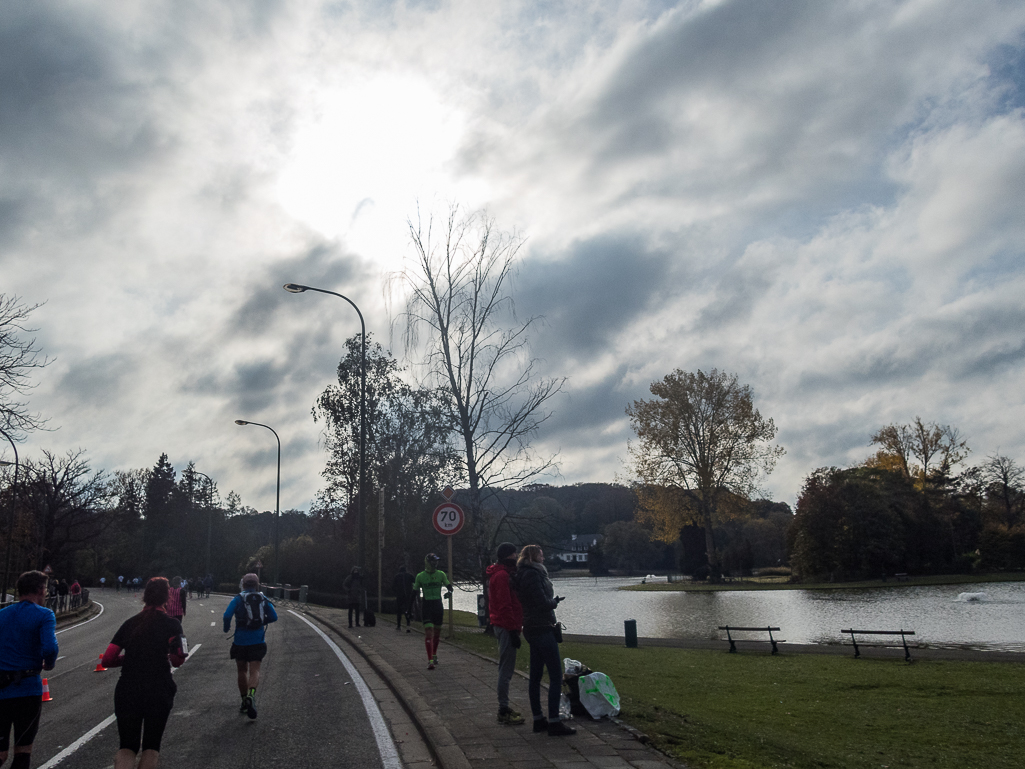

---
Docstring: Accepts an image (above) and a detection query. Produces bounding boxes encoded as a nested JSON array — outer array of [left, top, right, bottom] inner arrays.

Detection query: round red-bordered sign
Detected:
[[432, 502, 465, 536]]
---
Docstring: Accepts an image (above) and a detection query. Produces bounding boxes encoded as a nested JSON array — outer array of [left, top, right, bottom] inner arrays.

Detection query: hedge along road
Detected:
[[28, 590, 398, 769]]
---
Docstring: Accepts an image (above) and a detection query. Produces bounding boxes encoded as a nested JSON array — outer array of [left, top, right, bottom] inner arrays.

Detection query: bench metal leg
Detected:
[[768, 627, 779, 655], [901, 631, 912, 663], [725, 626, 737, 653], [849, 630, 860, 659]]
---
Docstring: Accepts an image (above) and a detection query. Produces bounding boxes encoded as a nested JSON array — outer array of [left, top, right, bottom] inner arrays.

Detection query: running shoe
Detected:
[[431, 655, 439, 666], [239, 696, 248, 714], [427, 661, 435, 670], [497, 708, 525, 725], [246, 694, 258, 719]]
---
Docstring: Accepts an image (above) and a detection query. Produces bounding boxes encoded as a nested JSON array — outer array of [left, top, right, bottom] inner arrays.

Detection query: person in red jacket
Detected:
[[487, 542, 524, 725]]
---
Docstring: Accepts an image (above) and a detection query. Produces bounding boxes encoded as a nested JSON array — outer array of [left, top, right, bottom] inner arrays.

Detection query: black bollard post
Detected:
[[625, 619, 638, 648]]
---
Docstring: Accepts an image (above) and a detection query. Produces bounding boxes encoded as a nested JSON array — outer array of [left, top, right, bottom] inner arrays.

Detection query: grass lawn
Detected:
[[442, 611, 1025, 769], [622, 571, 1025, 593]]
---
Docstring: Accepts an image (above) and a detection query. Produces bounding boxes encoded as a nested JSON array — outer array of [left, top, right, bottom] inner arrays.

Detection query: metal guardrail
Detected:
[[258, 583, 308, 611]]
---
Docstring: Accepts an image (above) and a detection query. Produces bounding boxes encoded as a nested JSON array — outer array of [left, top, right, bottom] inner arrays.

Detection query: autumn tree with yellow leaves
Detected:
[[627, 369, 784, 580]]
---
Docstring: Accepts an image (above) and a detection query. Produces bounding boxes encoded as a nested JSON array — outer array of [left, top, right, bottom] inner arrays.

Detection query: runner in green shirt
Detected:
[[413, 553, 452, 669]]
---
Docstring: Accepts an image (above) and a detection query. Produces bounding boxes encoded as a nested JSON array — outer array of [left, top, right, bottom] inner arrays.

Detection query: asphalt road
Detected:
[[28, 591, 398, 768]]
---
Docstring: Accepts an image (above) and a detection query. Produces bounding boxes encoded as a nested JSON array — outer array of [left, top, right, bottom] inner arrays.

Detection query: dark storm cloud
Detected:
[[55, 351, 139, 407], [230, 241, 363, 337], [517, 232, 676, 359]]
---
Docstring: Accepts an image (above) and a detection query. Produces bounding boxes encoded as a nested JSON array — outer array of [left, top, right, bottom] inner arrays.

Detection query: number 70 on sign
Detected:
[[432, 503, 465, 535]]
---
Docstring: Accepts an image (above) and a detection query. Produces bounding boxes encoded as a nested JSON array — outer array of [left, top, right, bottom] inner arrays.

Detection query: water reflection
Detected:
[[453, 578, 1025, 651]]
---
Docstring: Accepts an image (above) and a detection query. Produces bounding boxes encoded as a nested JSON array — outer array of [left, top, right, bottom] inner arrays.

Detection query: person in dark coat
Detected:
[[511, 545, 575, 737], [391, 566, 415, 632], [343, 567, 365, 628]]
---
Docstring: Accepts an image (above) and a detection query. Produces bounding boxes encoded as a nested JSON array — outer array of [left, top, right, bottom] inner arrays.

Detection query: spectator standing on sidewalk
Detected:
[[343, 567, 365, 628], [56, 579, 69, 613], [487, 542, 524, 725], [512, 545, 575, 737], [69, 579, 82, 609], [102, 577, 187, 769], [166, 577, 186, 625], [391, 566, 415, 632], [413, 553, 451, 670], [223, 573, 277, 719], [0, 570, 59, 769]]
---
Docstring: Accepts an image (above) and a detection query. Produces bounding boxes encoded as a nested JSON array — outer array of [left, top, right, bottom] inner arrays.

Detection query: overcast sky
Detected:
[[2, 0, 1024, 513]]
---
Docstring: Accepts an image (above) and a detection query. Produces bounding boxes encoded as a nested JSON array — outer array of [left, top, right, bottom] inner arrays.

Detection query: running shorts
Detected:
[[114, 683, 175, 753], [0, 696, 42, 751], [230, 643, 267, 662], [422, 598, 444, 627]]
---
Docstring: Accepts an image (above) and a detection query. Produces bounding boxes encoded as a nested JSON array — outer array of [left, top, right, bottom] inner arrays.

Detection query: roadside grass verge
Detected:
[[442, 613, 1025, 769], [623, 571, 1025, 592]]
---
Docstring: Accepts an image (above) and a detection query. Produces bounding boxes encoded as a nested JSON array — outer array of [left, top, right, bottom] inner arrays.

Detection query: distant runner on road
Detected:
[[0, 570, 58, 769], [413, 553, 451, 670], [223, 574, 277, 719]]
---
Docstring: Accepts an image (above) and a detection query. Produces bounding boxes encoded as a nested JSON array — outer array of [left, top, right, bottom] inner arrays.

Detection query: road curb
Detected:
[[303, 609, 472, 769]]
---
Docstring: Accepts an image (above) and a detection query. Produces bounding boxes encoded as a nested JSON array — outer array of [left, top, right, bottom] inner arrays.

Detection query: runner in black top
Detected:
[[102, 577, 187, 769]]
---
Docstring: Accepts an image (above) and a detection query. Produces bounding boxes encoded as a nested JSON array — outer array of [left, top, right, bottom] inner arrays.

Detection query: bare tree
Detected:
[[394, 205, 565, 576], [0, 294, 50, 436], [981, 454, 1025, 528], [627, 368, 783, 580], [871, 417, 969, 484]]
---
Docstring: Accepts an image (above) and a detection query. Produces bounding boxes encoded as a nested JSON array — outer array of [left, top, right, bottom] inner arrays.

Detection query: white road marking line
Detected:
[[56, 656, 65, 661], [37, 644, 202, 768], [289, 610, 401, 769], [211, 621, 216, 626], [56, 601, 104, 634]]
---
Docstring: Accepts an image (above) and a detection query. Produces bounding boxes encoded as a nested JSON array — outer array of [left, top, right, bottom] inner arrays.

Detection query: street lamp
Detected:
[[191, 470, 214, 579], [0, 426, 19, 606], [282, 282, 367, 571], [235, 420, 281, 584]]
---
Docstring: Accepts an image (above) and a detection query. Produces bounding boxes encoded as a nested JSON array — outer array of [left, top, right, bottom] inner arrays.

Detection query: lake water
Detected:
[[452, 577, 1025, 652]]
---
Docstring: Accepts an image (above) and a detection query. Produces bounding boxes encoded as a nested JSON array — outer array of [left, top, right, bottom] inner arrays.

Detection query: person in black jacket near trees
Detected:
[[343, 567, 365, 628], [511, 545, 576, 737], [391, 566, 415, 632]]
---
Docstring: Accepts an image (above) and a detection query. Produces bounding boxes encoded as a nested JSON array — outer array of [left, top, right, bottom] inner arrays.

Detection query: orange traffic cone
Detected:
[[41, 678, 51, 702], [94, 654, 107, 672]]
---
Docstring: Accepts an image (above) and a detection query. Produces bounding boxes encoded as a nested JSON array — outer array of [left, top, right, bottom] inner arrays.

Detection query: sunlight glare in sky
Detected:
[[275, 74, 476, 266]]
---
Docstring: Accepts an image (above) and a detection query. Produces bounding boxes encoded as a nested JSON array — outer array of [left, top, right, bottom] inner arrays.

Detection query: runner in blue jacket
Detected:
[[0, 570, 58, 769], [223, 574, 277, 719]]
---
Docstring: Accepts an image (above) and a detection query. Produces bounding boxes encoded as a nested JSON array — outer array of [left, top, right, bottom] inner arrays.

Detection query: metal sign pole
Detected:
[[447, 534, 454, 639], [378, 489, 384, 614]]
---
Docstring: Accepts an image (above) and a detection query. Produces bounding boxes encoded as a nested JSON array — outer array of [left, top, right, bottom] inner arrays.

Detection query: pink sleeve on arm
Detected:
[[101, 644, 123, 668]]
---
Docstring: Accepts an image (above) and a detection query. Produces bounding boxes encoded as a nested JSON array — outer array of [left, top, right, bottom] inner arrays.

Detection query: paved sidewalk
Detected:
[[306, 606, 685, 769]]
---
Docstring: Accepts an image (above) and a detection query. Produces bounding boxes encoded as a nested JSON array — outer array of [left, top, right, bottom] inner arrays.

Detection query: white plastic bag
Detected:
[[563, 658, 583, 676], [559, 693, 572, 720], [578, 672, 621, 719]]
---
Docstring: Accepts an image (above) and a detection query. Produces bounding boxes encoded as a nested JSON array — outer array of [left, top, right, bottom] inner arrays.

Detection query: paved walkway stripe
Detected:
[[37, 643, 202, 769], [289, 610, 401, 769]]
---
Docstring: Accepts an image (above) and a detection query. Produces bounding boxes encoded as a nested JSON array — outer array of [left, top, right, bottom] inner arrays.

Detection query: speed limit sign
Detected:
[[432, 502, 465, 536]]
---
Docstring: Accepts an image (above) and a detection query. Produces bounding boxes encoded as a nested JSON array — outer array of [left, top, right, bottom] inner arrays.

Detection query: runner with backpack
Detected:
[[222, 574, 278, 719]]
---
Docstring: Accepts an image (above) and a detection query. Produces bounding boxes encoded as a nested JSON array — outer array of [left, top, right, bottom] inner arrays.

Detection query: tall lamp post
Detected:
[[234, 420, 281, 584], [282, 282, 367, 571], [191, 470, 214, 579], [0, 426, 19, 606]]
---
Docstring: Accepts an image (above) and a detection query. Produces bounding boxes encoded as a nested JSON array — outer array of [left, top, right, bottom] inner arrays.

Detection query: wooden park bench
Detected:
[[718, 625, 784, 655], [842, 628, 916, 662]]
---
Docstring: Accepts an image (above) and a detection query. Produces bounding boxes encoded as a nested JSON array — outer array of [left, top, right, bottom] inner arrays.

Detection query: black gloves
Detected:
[[554, 595, 565, 605], [511, 630, 521, 648]]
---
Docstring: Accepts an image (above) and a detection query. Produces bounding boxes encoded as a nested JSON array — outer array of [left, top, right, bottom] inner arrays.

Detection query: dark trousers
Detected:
[[347, 602, 361, 627], [524, 627, 562, 720]]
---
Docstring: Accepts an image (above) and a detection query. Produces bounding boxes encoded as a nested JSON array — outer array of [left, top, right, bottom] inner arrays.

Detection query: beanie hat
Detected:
[[496, 542, 517, 561]]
